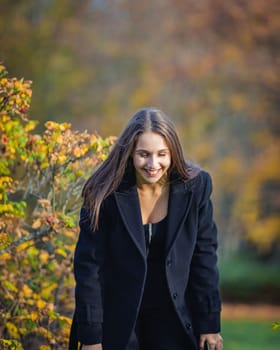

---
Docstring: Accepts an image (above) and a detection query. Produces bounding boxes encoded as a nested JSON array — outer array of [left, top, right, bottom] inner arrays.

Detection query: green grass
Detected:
[[222, 320, 280, 349]]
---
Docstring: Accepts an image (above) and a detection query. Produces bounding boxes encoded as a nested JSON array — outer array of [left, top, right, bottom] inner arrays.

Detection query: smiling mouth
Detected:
[[144, 168, 162, 177]]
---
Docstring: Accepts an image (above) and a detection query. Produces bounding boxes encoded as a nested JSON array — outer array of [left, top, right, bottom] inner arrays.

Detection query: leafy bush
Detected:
[[0, 65, 114, 349]]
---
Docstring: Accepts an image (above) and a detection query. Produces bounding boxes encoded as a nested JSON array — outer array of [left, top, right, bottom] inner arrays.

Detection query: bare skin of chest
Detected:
[[137, 186, 169, 224]]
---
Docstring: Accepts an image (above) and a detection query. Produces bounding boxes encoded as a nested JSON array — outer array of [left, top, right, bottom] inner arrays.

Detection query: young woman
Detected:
[[69, 108, 223, 350]]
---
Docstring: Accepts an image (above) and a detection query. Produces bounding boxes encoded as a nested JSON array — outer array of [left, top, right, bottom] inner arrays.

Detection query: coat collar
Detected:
[[113, 169, 200, 259], [165, 179, 194, 255], [113, 184, 146, 259]]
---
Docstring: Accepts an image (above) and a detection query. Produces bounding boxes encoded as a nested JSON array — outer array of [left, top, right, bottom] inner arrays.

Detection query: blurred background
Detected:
[[1, 0, 279, 348]]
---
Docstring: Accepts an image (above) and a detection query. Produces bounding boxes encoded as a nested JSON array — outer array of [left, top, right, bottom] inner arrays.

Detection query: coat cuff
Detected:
[[193, 312, 221, 334], [77, 322, 102, 345]]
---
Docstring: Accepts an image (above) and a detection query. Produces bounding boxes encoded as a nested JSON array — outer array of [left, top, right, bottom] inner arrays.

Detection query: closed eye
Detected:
[[138, 152, 149, 158]]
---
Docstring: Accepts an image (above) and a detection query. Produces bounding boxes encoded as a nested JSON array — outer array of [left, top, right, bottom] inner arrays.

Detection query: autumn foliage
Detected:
[[0, 65, 114, 349], [1, 0, 279, 257]]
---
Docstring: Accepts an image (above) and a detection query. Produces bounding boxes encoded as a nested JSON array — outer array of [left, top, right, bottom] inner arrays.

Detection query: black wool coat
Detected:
[[69, 169, 222, 350]]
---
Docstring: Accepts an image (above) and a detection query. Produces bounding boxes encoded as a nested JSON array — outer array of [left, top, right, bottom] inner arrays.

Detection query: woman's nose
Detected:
[[147, 156, 157, 168]]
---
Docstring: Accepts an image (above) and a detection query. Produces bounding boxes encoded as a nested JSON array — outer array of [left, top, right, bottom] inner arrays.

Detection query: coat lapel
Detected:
[[114, 186, 146, 259], [113, 172, 197, 260], [165, 179, 194, 255]]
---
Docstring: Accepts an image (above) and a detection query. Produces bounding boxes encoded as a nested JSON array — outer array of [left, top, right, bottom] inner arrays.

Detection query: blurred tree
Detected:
[[1, 0, 279, 255]]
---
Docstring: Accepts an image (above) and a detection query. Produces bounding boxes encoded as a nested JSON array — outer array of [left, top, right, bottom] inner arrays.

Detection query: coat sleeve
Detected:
[[188, 171, 222, 334], [73, 205, 108, 345]]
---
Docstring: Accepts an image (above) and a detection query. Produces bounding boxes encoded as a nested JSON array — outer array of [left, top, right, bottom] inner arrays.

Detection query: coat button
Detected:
[[166, 259, 172, 266], [172, 292, 178, 299], [185, 323, 192, 330]]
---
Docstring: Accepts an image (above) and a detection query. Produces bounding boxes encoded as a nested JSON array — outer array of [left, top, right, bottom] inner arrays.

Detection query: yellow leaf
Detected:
[[3, 280, 18, 292], [57, 154, 67, 163], [0, 203, 14, 212], [28, 246, 39, 256], [0, 176, 13, 185], [59, 122, 71, 131], [21, 284, 33, 298], [36, 326, 52, 339], [37, 299, 47, 310], [27, 298, 35, 306], [22, 258, 29, 266], [16, 241, 30, 251], [24, 120, 38, 132], [20, 154, 28, 161], [0, 252, 11, 259], [41, 161, 49, 169], [33, 292, 40, 300], [41, 283, 57, 300], [74, 170, 83, 177], [32, 218, 42, 229], [45, 121, 57, 130], [55, 248, 67, 258], [6, 321, 20, 339], [58, 315, 72, 326], [0, 232, 9, 244], [18, 327, 27, 335], [0, 78, 8, 84], [30, 312, 38, 321], [1, 115, 10, 122], [40, 251, 49, 264], [14, 81, 23, 90]]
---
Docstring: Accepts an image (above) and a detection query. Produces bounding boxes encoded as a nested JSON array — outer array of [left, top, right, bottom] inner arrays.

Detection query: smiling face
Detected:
[[132, 131, 171, 185]]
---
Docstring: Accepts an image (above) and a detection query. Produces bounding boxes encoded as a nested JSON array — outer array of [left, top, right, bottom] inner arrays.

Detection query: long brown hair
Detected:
[[82, 107, 190, 229]]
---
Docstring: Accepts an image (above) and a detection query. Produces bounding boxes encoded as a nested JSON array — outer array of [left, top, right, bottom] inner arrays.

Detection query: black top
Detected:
[[141, 217, 173, 312]]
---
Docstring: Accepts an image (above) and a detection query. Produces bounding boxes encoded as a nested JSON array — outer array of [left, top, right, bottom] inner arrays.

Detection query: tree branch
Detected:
[[0, 227, 52, 255]]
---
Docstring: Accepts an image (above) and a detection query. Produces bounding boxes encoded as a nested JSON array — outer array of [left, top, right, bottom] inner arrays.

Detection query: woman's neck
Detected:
[[136, 178, 169, 195], [136, 177, 170, 224], [137, 183, 165, 195]]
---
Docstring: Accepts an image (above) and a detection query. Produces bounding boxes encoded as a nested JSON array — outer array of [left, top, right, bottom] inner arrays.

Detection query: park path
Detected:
[[222, 303, 280, 320]]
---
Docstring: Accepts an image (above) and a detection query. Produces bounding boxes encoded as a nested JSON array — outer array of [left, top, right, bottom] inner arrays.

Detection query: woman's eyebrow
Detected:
[[134, 149, 148, 153], [135, 148, 169, 153]]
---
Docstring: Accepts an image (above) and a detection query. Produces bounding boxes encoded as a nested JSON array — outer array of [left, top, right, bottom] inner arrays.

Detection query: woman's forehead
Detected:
[[134, 132, 169, 150]]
